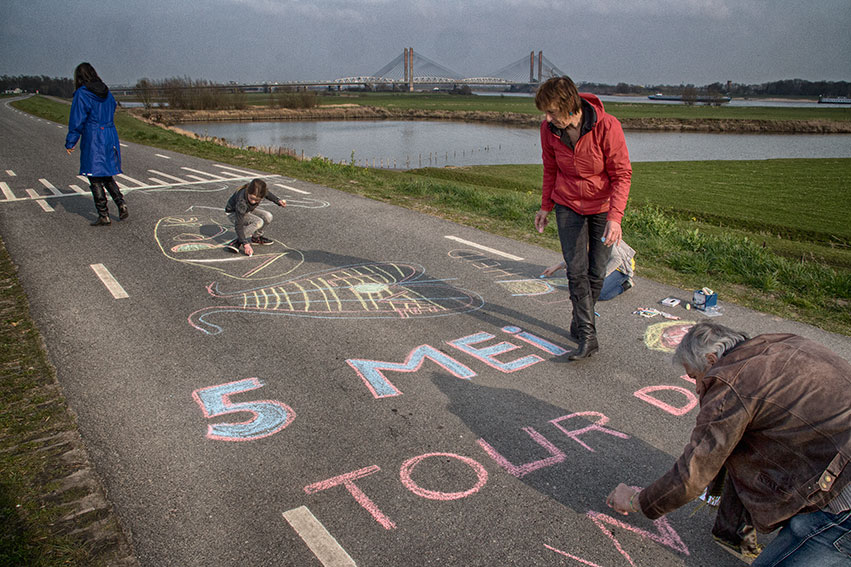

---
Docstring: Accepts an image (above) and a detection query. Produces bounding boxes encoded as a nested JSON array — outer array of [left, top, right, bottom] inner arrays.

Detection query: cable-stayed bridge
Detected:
[[113, 50, 566, 94], [334, 48, 566, 88]]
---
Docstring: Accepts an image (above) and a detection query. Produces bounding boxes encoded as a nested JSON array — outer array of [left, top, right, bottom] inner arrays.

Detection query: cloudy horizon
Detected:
[[2, 0, 849, 87]]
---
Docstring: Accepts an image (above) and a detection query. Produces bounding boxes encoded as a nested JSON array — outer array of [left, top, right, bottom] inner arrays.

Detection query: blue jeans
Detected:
[[752, 509, 851, 566]]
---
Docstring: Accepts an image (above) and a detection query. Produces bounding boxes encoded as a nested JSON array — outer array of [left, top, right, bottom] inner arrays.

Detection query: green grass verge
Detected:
[[311, 92, 851, 122], [0, 240, 96, 566]]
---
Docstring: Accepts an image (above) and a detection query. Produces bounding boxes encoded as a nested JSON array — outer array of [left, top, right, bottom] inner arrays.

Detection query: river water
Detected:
[[179, 118, 851, 168]]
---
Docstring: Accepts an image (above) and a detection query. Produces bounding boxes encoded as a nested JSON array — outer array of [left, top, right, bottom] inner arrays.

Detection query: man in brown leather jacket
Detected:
[[607, 321, 851, 566]]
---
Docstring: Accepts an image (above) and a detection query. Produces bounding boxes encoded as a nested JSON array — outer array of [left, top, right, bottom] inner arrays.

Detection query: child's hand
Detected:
[[243, 243, 254, 257], [279, 199, 287, 207], [541, 261, 566, 277]]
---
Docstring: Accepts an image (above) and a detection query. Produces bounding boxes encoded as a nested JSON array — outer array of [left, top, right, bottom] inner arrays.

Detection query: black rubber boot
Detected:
[[103, 178, 128, 219], [568, 294, 599, 360], [89, 181, 110, 225]]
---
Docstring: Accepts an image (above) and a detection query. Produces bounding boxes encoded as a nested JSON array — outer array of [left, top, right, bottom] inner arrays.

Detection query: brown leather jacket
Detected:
[[639, 334, 851, 532]]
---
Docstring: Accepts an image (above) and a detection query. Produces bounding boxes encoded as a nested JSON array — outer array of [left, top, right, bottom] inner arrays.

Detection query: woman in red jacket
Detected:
[[533, 76, 632, 359]]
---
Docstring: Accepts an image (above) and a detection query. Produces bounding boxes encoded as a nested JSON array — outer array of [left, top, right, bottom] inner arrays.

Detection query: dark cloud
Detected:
[[1, 0, 848, 86]]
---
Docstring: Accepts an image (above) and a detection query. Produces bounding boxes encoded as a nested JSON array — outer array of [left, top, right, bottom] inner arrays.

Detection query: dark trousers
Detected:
[[555, 205, 610, 304], [89, 176, 125, 216]]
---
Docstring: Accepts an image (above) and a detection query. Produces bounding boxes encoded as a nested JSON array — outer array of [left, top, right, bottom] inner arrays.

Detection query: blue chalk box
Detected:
[[693, 288, 718, 311]]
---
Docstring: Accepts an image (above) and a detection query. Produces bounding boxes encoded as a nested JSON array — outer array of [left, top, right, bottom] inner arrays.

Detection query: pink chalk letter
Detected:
[[550, 412, 630, 452], [634, 385, 698, 416], [477, 427, 565, 477], [304, 466, 396, 530], [400, 452, 488, 500]]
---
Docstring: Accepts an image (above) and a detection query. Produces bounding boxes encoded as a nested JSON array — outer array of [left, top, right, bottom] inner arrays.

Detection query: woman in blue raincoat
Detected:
[[65, 62, 128, 225]]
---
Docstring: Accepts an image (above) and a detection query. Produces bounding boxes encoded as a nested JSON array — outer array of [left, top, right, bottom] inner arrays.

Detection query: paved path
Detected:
[[2, 97, 849, 566]]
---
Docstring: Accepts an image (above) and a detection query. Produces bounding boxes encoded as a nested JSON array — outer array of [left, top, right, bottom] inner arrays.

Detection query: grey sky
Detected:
[[2, 0, 849, 87]]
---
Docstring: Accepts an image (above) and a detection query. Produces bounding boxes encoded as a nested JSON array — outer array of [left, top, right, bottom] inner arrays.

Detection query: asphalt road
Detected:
[[2, 97, 850, 567]]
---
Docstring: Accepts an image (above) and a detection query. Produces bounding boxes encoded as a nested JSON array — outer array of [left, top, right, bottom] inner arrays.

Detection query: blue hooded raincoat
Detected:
[[65, 83, 122, 177]]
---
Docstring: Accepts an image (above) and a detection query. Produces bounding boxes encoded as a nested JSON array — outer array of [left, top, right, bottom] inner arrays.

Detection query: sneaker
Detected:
[[224, 239, 240, 253], [90, 215, 111, 226], [251, 235, 274, 245], [118, 204, 129, 220], [712, 536, 762, 565]]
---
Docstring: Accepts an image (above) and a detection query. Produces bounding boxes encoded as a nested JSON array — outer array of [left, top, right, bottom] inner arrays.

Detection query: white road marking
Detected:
[[274, 183, 311, 195], [444, 235, 524, 261], [213, 170, 243, 178], [181, 167, 226, 180], [117, 173, 147, 186], [120, 143, 128, 147], [90, 264, 129, 299], [185, 175, 209, 182], [155, 154, 171, 159], [5, 170, 15, 176], [77, 175, 91, 184], [213, 164, 260, 176], [69, 184, 87, 194], [147, 170, 188, 183], [0, 182, 18, 201], [148, 177, 167, 185], [26, 189, 54, 212], [39, 179, 62, 196], [282, 506, 356, 567]]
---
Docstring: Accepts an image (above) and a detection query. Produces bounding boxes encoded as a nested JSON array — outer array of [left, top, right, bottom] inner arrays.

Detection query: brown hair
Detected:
[[535, 76, 582, 116], [73, 62, 102, 90], [246, 178, 267, 200]]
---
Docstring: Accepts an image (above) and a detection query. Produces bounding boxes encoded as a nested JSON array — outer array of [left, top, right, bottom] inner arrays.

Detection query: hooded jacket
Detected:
[[65, 81, 122, 177], [539, 93, 631, 223], [639, 334, 851, 532]]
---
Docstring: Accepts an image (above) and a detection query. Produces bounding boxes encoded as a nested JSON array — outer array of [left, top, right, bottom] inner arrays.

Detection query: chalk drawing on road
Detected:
[[191, 377, 296, 442], [188, 262, 485, 335], [154, 209, 305, 280], [644, 321, 695, 352], [495, 277, 569, 297]]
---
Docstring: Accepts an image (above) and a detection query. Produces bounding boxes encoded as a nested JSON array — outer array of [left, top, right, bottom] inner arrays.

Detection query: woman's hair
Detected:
[[74, 62, 102, 90], [246, 178, 268, 200], [673, 321, 749, 373], [535, 76, 582, 117]]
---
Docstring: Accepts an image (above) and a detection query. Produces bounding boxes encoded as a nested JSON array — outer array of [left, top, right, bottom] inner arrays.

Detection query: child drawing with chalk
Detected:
[[224, 179, 286, 256]]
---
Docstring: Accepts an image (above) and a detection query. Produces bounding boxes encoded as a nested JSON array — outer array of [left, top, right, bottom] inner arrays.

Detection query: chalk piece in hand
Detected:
[[601, 237, 606, 243]]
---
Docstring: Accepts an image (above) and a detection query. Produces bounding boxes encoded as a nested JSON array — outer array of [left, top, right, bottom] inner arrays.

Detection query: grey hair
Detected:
[[673, 321, 749, 373]]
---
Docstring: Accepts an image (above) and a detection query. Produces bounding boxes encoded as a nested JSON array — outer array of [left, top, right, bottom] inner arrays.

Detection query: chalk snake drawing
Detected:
[[189, 262, 485, 335]]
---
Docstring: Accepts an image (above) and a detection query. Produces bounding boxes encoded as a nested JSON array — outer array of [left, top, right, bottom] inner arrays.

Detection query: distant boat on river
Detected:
[[648, 93, 732, 104], [818, 96, 851, 105]]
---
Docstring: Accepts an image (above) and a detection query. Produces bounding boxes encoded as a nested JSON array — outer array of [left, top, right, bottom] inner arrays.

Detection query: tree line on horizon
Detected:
[[3, 74, 848, 100]]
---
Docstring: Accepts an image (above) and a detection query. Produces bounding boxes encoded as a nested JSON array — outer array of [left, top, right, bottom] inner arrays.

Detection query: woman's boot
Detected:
[[89, 182, 111, 225], [104, 178, 128, 219], [569, 295, 598, 360]]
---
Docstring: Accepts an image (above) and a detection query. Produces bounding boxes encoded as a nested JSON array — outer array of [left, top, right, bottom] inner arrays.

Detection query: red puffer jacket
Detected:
[[539, 93, 631, 223]]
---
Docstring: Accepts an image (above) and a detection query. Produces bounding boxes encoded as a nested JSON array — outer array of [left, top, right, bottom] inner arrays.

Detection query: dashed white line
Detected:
[[120, 143, 128, 147], [184, 175, 209, 182], [5, 170, 15, 176], [117, 173, 147, 187], [69, 184, 87, 194], [0, 182, 18, 201], [148, 177, 167, 185], [39, 178, 62, 196], [155, 154, 171, 159], [26, 189, 54, 212], [275, 183, 311, 195], [282, 506, 356, 567], [214, 164, 259, 176], [90, 264, 129, 299], [181, 167, 226, 180], [444, 235, 524, 261], [147, 170, 188, 183], [213, 170, 243, 178]]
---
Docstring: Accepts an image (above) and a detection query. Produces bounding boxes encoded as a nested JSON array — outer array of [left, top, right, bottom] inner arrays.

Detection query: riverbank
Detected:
[[127, 105, 851, 134]]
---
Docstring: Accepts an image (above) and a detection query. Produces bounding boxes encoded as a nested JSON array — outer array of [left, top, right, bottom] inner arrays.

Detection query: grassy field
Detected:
[[307, 91, 851, 122]]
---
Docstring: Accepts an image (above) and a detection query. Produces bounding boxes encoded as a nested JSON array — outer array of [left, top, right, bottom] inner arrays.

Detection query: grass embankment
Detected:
[[316, 91, 851, 122], [14, 95, 851, 334]]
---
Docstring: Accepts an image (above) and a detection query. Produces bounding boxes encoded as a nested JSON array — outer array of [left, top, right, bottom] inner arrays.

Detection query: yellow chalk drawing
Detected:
[[644, 321, 696, 352]]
